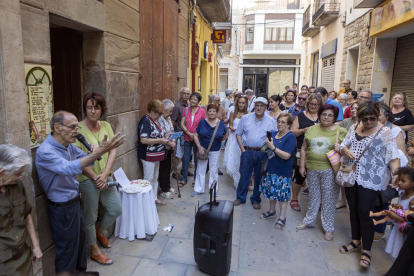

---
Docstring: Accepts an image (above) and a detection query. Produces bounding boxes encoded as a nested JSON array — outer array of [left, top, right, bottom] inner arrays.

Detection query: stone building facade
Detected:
[[0, 0, 190, 275], [340, 12, 375, 92]]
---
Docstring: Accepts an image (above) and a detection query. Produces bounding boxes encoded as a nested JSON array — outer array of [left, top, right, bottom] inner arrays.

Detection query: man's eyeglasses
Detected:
[[360, 117, 377, 122], [180, 92, 190, 96], [60, 123, 81, 131], [298, 97, 307, 101], [358, 96, 370, 100]]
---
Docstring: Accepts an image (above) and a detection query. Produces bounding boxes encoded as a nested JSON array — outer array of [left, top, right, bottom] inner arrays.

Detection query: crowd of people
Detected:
[[2, 81, 414, 275]]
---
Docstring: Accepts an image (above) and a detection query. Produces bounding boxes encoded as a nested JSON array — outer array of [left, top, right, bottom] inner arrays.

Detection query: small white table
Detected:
[[115, 185, 160, 241]]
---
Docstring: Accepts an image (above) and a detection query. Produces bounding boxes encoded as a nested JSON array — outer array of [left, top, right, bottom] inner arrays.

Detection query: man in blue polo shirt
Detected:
[[315, 86, 344, 122], [287, 91, 309, 120]]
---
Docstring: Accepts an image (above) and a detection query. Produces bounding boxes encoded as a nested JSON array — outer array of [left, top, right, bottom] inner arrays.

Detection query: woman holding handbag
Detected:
[[339, 100, 400, 269], [296, 104, 347, 241], [192, 104, 228, 197]]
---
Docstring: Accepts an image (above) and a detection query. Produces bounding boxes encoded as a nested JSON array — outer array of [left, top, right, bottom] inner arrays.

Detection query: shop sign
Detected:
[[370, 0, 414, 37], [25, 64, 53, 148], [321, 39, 337, 59], [211, 30, 227, 43]]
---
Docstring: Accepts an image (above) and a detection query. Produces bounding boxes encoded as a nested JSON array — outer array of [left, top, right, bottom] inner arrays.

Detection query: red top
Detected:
[[344, 105, 352, 119], [182, 106, 206, 142]]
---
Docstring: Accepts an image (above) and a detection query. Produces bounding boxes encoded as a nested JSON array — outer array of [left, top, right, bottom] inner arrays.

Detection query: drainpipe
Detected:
[[191, 23, 196, 92]]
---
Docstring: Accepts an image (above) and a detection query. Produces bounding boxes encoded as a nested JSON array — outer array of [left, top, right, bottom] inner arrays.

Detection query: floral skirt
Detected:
[[260, 173, 291, 201]]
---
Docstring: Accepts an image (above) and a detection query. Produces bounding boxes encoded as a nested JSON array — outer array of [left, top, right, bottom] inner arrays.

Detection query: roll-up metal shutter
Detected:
[[321, 57, 335, 91], [390, 33, 414, 165]]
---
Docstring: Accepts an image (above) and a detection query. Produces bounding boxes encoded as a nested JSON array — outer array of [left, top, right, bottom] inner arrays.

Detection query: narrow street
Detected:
[[87, 153, 394, 276]]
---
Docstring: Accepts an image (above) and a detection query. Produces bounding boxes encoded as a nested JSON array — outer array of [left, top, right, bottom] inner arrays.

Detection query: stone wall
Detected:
[[340, 13, 375, 91]]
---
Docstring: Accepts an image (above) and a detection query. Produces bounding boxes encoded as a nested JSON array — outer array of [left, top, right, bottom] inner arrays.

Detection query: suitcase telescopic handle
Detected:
[[209, 181, 218, 211], [201, 233, 211, 256]]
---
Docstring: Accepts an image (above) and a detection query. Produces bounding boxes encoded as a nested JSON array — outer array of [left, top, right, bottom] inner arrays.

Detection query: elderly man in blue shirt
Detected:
[[36, 111, 125, 275], [233, 94, 277, 209], [287, 91, 309, 120], [315, 86, 344, 122]]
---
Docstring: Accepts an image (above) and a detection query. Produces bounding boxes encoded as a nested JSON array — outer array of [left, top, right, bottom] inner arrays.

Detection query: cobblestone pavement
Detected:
[[87, 153, 394, 276]]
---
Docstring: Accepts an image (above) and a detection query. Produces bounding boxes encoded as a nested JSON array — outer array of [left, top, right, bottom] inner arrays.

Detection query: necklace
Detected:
[[361, 125, 376, 132], [85, 119, 101, 143], [307, 112, 319, 125]]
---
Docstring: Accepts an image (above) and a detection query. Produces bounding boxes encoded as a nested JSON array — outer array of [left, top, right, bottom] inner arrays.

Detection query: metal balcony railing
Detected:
[[302, 4, 312, 30], [244, 44, 254, 51], [263, 43, 294, 50], [312, 1, 340, 23]]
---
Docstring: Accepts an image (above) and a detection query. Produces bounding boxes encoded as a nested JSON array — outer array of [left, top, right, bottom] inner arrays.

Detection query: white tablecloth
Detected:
[[115, 185, 160, 241]]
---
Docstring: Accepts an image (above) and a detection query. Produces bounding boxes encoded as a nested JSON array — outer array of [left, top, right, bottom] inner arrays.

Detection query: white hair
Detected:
[[338, 94, 347, 100], [225, 89, 233, 96], [245, 89, 253, 95], [162, 99, 174, 110], [209, 94, 219, 103], [0, 144, 31, 173]]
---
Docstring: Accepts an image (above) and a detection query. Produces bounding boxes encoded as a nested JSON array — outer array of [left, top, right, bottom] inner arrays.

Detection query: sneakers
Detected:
[[191, 191, 199, 197], [218, 169, 224, 175], [302, 188, 309, 195], [373, 232, 385, 241]]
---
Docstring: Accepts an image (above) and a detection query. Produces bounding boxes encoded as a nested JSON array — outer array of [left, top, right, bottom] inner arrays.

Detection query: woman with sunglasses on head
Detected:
[[296, 104, 347, 241], [289, 93, 323, 211], [391, 92, 414, 144], [339, 100, 400, 269], [280, 90, 296, 111], [138, 100, 176, 206], [75, 92, 122, 265]]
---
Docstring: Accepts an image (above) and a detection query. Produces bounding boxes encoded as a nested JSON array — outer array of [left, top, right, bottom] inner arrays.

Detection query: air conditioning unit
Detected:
[[190, 10, 197, 24]]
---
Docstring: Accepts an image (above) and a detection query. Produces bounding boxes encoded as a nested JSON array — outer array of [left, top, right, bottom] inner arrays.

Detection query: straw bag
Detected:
[[336, 126, 384, 187], [326, 126, 342, 176]]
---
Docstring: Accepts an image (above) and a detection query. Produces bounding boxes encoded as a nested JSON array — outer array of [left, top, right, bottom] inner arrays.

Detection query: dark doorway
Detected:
[[50, 26, 83, 120]]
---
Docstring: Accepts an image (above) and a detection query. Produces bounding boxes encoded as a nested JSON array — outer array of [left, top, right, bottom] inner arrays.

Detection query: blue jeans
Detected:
[[236, 150, 266, 204], [374, 203, 389, 234], [182, 141, 198, 182]]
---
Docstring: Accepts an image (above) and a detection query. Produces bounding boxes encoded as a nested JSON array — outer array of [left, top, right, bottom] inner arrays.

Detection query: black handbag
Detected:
[[260, 158, 268, 176]]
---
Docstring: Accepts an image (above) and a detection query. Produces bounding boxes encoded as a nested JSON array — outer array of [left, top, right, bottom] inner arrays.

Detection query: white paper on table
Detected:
[[113, 168, 131, 187]]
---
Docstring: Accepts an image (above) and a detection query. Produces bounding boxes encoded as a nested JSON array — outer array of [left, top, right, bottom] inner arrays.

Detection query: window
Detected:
[[264, 20, 294, 42], [246, 20, 254, 43]]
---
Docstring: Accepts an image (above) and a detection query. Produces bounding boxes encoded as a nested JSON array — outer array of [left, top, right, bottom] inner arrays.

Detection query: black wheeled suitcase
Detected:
[[193, 181, 234, 276]]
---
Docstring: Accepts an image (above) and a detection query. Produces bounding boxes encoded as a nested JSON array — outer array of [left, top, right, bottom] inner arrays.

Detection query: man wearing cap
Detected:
[[233, 94, 277, 209], [221, 89, 233, 112], [287, 91, 309, 120], [245, 89, 256, 112]]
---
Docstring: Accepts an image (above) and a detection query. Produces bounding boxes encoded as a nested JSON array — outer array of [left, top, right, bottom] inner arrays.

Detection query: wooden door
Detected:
[[50, 27, 83, 120], [140, 0, 179, 115]]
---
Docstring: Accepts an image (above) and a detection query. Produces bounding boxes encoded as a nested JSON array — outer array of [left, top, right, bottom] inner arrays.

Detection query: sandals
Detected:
[[336, 203, 347, 209], [275, 218, 286, 229], [360, 252, 371, 268], [169, 187, 177, 194], [96, 233, 111, 248], [290, 200, 301, 211], [191, 182, 195, 187], [260, 211, 276, 220], [339, 241, 361, 254], [91, 252, 113, 266], [324, 232, 334, 241], [296, 222, 313, 230], [160, 191, 174, 199], [178, 181, 186, 187], [155, 200, 166, 206]]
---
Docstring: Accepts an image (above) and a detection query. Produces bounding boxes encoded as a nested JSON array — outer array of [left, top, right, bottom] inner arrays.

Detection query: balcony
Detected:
[[353, 0, 384, 8], [263, 43, 294, 50], [302, 5, 320, 37], [197, 0, 230, 23], [245, 0, 303, 11], [245, 44, 254, 51], [312, 0, 340, 27]]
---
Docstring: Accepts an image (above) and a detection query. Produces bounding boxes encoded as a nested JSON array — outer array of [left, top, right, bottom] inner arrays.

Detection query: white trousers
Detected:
[[194, 151, 220, 194], [141, 160, 160, 200]]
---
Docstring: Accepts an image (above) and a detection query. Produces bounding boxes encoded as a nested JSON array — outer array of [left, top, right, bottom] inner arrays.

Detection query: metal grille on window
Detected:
[[321, 57, 335, 91]]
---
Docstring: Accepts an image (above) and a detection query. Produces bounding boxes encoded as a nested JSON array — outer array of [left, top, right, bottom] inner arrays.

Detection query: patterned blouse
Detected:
[[340, 125, 399, 191], [158, 116, 174, 150]]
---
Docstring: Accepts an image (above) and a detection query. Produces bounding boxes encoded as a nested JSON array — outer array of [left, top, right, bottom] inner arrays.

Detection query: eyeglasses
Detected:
[[358, 96, 370, 100], [180, 92, 190, 96], [277, 120, 288, 124], [60, 123, 81, 131], [158, 111, 163, 116], [360, 116, 377, 122], [298, 97, 307, 101], [321, 113, 334, 118], [309, 103, 319, 107], [287, 89, 296, 92], [86, 106, 101, 111]]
